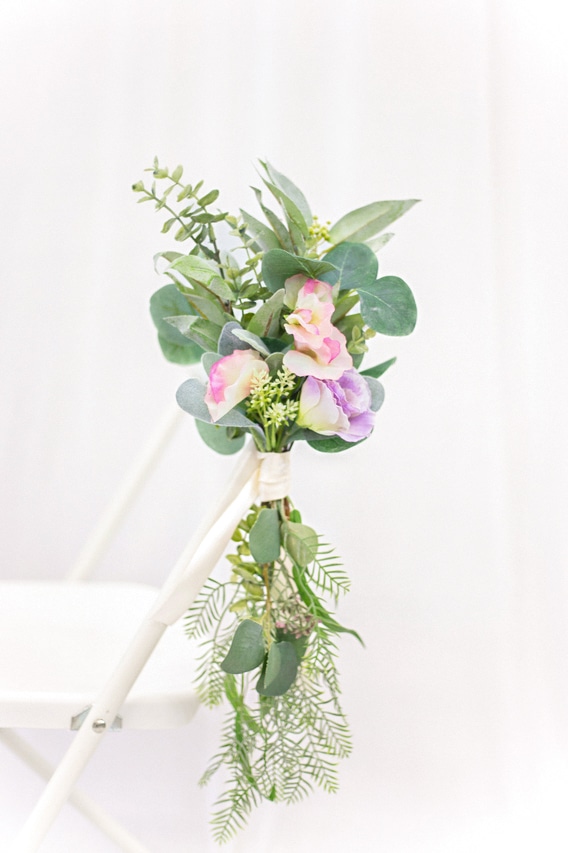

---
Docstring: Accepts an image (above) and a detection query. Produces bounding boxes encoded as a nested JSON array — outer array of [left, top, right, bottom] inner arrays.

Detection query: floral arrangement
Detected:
[[133, 160, 417, 842]]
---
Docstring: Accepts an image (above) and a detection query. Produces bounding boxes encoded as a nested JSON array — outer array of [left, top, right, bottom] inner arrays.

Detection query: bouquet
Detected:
[[133, 160, 417, 842]]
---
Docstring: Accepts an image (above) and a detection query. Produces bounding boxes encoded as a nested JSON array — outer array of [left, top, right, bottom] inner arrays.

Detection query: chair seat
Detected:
[[0, 581, 200, 730]]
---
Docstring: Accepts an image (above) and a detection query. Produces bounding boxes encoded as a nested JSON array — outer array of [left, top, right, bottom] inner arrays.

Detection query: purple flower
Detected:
[[297, 369, 375, 442]]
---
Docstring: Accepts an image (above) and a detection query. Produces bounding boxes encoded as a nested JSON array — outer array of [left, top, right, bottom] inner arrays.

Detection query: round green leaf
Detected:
[[358, 276, 417, 336], [221, 620, 265, 674], [249, 508, 281, 563], [256, 641, 299, 696], [321, 242, 378, 290], [195, 421, 245, 455]]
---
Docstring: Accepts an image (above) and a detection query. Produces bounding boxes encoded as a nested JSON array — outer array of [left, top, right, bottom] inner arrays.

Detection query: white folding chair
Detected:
[[0, 401, 283, 851]]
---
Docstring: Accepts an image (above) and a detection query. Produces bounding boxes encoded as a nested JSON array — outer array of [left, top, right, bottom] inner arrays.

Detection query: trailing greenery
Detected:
[[185, 502, 356, 843]]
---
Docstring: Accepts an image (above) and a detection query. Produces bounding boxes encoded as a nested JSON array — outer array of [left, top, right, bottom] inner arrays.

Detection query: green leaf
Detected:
[[252, 188, 294, 252], [329, 199, 419, 245], [307, 435, 367, 453], [358, 276, 417, 336], [201, 351, 222, 374], [321, 242, 378, 291], [176, 378, 261, 432], [171, 164, 183, 182], [181, 293, 226, 326], [256, 641, 298, 696], [240, 209, 281, 252], [218, 321, 251, 356], [247, 289, 285, 338], [170, 254, 221, 287], [149, 286, 203, 364], [231, 328, 270, 356], [150, 285, 194, 342], [262, 178, 309, 241], [156, 333, 202, 365], [167, 316, 221, 352], [292, 564, 364, 646], [208, 276, 235, 303], [249, 508, 281, 563], [195, 421, 246, 455], [261, 161, 312, 227], [363, 377, 385, 412], [360, 356, 397, 378], [281, 521, 318, 568], [366, 232, 395, 252], [261, 249, 337, 293], [198, 189, 220, 206], [221, 620, 265, 674], [331, 292, 360, 324]]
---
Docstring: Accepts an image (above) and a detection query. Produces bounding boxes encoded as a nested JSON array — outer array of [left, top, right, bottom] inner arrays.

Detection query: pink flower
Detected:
[[297, 370, 375, 442], [204, 349, 269, 422], [283, 278, 352, 380]]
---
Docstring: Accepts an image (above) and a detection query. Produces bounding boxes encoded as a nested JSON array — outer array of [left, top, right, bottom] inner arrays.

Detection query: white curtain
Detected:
[[1, 1, 567, 850]]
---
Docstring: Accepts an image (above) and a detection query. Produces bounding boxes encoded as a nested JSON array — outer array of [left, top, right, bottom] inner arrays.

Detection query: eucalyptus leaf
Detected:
[[170, 254, 221, 286], [261, 249, 337, 293], [240, 209, 281, 252], [252, 188, 294, 252], [363, 377, 385, 412], [153, 250, 183, 274], [221, 620, 265, 674], [150, 286, 203, 364], [208, 276, 235, 302], [218, 321, 250, 356], [307, 435, 367, 453], [157, 333, 202, 365], [358, 276, 417, 336], [182, 293, 226, 326], [182, 317, 222, 352], [195, 420, 245, 455], [256, 641, 299, 696], [176, 378, 259, 430], [281, 521, 318, 568], [321, 242, 378, 291], [262, 178, 309, 239], [232, 328, 270, 356], [365, 232, 395, 253], [149, 284, 195, 343], [247, 289, 285, 338], [360, 357, 397, 378], [261, 161, 312, 226], [201, 351, 223, 374], [249, 508, 281, 563], [266, 352, 284, 374], [329, 199, 419, 244]]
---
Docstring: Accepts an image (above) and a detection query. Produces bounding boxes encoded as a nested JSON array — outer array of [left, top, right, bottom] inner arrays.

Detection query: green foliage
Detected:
[[329, 198, 419, 244], [321, 241, 378, 290], [195, 421, 245, 455], [361, 356, 397, 378], [187, 499, 356, 842], [261, 248, 337, 293], [249, 508, 281, 563], [221, 620, 266, 674], [358, 275, 417, 336]]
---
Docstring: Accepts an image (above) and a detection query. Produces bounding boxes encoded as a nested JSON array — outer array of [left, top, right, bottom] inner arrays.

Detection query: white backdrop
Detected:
[[1, 1, 567, 851]]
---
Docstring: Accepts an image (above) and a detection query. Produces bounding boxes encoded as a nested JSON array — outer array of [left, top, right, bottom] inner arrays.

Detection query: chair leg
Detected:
[[10, 620, 166, 852], [0, 730, 151, 853]]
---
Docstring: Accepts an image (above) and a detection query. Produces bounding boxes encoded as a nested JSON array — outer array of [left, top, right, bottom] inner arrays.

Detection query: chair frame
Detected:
[[1, 404, 270, 852]]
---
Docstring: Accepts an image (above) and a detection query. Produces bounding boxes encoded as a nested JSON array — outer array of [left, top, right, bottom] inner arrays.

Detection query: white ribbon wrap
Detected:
[[256, 451, 291, 502]]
